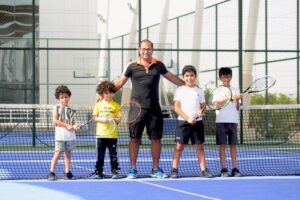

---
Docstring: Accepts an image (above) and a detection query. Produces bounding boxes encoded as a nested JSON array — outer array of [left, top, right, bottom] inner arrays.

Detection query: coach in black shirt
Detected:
[[114, 39, 184, 179]]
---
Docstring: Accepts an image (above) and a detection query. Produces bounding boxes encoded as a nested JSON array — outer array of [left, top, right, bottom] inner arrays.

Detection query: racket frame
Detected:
[[93, 100, 141, 136], [94, 116, 117, 137], [243, 76, 276, 94], [206, 85, 233, 111], [120, 100, 142, 124], [78, 118, 93, 130]]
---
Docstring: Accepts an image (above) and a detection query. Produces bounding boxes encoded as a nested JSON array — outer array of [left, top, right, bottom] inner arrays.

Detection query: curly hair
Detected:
[[96, 81, 116, 95], [54, 85, 72, 99]]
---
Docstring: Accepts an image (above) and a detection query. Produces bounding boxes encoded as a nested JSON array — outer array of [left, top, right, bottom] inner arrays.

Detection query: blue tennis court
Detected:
[[1, 114, 300, 179], [1, 147, 300, 180], [1, 1, 300, 199], [1, 176, 299, 200]]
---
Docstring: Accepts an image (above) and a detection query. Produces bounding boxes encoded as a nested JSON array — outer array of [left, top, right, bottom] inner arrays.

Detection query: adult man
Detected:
[[114, 39, 184, 178]]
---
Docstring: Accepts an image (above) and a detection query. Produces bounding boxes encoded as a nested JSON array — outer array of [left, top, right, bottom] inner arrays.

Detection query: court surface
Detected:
[[0, 176, 299, 200]]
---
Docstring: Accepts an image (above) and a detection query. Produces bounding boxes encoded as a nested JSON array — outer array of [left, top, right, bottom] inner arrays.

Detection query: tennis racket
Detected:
[[94, 100, 141, 137], [206, 85, 233, 111], [242, 76, 276, 94], [206, 76, 276, 111], [78, 118, 93, 130], [120, 100, 142, 124], [94, 116, 117, 137]]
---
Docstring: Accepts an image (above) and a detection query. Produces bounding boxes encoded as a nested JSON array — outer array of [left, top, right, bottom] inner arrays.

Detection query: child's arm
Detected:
[[231, 89, 242, 110], [232, 94, 241, 110], [92, 115, 113, 123], [198, 102, 207, 116], [72, 114, 79, 131], [52, 111, 75, 131], [214, 97, 231, 109], [174, 100, 196, 124], [92, 104, 111, 123], [113, 109, 121, 124]]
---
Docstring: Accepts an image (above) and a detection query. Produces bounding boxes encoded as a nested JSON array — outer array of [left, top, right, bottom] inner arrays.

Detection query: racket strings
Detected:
[[207, 86, 232, 110], [96, 119, 116, 137], [120, 101, 141, 124], [251, 79, 268, 91], [121, 104, 141, 123], [250, 76, 276, 92]]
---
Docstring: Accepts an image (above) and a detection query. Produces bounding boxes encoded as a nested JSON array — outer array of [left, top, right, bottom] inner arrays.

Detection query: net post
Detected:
[[32, 108, 36, 147], [239, 108, 244, 145]]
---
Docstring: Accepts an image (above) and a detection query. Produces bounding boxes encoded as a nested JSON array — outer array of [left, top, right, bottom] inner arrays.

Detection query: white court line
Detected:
[[3, 175, 300, 183], [136, 179, 221, 200], [1, 156, 299, 163]]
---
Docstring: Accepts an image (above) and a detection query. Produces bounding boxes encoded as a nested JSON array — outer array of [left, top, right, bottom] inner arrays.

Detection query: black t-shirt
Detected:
[[124, 59, 168, 109]]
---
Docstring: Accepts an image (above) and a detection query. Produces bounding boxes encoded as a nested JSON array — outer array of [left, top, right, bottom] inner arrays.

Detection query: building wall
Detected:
[[39, 0, 100, 104]]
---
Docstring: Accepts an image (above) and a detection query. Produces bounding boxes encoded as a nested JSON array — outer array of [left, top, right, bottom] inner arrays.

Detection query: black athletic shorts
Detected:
[[216, 123, 238, 145], [129, 108, 163, 140], [175, 120, 205, 145]]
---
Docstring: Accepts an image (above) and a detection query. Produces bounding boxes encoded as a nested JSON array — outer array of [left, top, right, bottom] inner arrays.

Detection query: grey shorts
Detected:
[[55, 140, 76, 151]]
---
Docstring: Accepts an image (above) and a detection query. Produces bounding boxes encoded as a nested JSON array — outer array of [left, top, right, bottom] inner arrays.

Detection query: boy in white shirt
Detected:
[[215, 67, 241, 177], [47, 85, 78, 180], [170, 65, 212, 178]]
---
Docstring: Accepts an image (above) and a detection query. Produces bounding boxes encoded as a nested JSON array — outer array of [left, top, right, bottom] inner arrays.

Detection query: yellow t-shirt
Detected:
[[92, 100, 121, 138]]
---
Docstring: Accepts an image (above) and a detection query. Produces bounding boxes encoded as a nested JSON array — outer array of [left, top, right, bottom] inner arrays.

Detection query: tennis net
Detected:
[[0, 104, 299, 179]]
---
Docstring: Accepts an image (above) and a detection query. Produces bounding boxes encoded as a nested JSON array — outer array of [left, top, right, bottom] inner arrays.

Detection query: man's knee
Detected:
[[151, 139, 161, 145], [130, 138, 141, 145]]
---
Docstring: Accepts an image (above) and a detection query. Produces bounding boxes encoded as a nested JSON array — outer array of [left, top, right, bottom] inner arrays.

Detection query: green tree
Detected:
[[249, 93, 297, 140], [251, 93, 296, 105]]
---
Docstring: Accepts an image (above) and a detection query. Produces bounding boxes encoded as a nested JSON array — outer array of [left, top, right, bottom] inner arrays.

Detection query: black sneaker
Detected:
[[220, 168, 229, 177], [170, 168, 178, 178], [231, 168, 241, 177], [201, 168, 213, 178], [92, 169, 104, 179], [65, 171, 74, 180], [111, 169, 120, 179], [91, 172, 104, 179], [47, 172, 56, 181]]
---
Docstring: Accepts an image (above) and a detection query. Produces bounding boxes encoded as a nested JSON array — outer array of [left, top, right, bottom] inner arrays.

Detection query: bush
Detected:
[[248, 93, 298, 140], [251, 93, 296, 105]]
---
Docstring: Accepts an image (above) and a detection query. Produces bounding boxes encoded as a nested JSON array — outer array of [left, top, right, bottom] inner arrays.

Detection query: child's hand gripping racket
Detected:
[[206, 85, 233, 111], [230, 76, 276, 101], [94, 115, 117, 137], [193, 86, 231, 120], [205, 76, 276, 111], [77, 118, 93, 130], [94, 100, 142, 137]]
